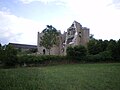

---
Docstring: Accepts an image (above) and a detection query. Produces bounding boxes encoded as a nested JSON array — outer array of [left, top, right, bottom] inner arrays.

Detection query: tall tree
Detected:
[[117, 39, 120, 57], [66, 45, 87, 60], [103, 40, 109, 51], [40, 25, 59, 55], [107, 39, 118, 59], [87, 39, 98, 55], [0, 43, 1, 51], [87, 39, 109, 55], [0, 43, 2, 61]]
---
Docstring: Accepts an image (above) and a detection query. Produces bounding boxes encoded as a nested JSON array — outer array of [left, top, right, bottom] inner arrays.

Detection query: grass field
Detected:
[[0, 63, 120, 90]]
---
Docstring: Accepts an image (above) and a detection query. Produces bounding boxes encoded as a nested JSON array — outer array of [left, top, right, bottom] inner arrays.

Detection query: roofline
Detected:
[[9, 43, 37, 46]]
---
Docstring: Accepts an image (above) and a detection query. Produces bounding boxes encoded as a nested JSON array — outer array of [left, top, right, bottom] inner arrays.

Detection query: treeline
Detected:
[[0, 39, 120, 68], [88, 39, 120, 61], [67, 39, 120, 63]]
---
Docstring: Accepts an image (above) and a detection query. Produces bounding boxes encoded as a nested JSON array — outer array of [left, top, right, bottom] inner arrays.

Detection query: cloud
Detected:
[[19, 0, 58, 4], [58, 0, 120, 40], [112, 0, 120, 8], [19, 0, 120, 41], [108, 0, 120, 9], [1, 0, 120, 46], [112, 0, 120, 5], [0, 11, 45, 45], [18, 0, 67, 8]]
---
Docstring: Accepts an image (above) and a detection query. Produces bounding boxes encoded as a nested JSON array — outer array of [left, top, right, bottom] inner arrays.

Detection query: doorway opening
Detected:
[[43, 49, 45, 55]]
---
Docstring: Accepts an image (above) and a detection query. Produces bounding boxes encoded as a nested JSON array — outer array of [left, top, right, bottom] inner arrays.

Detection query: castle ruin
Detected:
[[37, 21, 90, 55]]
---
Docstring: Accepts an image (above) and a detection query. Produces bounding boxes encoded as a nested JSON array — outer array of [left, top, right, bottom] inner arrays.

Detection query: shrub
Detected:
[[85, 54, 101, 63], [99, 51, 112, 61], [66, 45, 87, 61], [85, 51, 112, 63], [17, 55, 67, 66], [66, 46, 75, 60], [1, 45, 17, 66]]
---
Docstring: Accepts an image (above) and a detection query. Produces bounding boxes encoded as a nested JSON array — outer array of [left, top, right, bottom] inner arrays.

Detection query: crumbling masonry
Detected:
[[37, 21, 89, 55]]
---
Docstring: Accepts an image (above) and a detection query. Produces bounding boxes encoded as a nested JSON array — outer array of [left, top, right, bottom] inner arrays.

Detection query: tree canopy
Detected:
[[40, 25, 60, 55], [0, 44, 17, 66], [66, 45, 87, 60]]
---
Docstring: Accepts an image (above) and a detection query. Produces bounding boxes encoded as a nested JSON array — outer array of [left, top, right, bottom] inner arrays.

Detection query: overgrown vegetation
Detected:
[[40, 25, 60, 55], [66, 45, 87, 61], [17, 48, 37, 55], [0, 39, 120, 68], [0, 63, 120, 90], [0, 44, 17, 67], [17, 55, 67, 66], [66, 39, 120, 63], [86, 39, 120, 62]]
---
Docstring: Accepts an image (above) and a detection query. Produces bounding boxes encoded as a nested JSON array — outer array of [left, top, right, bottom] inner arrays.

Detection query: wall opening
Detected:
[[43, 49, 45, 55]]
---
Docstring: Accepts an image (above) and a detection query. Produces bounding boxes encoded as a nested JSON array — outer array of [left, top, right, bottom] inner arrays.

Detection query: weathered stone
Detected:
[[37, 21, 89, 55]]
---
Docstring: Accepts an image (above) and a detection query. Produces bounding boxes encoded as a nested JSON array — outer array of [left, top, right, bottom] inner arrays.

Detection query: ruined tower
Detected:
[[37, 21, 89, 55]]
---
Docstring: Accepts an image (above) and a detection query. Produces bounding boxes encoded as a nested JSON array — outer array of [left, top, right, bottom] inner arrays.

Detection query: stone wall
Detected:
[[37, 21, 90, 55]]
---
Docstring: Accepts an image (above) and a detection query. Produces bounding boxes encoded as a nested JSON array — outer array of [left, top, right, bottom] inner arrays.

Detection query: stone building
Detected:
[[37, 21, 89, 55]]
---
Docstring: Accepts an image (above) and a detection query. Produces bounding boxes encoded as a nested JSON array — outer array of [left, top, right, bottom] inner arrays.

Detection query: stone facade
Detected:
[[37, 31, 66, 55], [37, 21, 89, 55]]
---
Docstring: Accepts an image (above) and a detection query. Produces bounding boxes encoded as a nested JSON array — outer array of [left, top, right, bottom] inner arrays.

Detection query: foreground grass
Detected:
[[0, 63, 120, 90]]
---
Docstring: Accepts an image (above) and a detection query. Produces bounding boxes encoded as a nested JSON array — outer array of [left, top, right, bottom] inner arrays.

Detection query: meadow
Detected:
[[0, 63, 120, 90]]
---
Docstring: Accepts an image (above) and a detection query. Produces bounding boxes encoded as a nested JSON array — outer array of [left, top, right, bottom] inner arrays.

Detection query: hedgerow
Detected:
[[17, 55, 67, 66]]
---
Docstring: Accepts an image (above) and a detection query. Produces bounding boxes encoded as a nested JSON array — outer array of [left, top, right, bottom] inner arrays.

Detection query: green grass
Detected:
[[0, 63, 120, 90]]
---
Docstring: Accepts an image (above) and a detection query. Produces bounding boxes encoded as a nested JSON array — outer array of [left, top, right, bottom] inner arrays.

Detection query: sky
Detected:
[[0, 0, 120, 45]]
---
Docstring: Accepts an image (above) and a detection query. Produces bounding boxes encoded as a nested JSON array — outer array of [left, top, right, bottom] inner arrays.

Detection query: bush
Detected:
[[85, 55, 100, 63], [66, 45, 87, 61], [99, 51, 112, 61], [1, 45, 17, 66], [85, 51, 112, 63], [17, 55, 67, 66], [66, 46, 75, 60]]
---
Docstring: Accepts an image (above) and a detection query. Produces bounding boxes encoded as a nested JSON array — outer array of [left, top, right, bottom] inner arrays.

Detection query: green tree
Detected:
[[74, 45, 87, 60], [66, 46, 74, 59], [0, 43, 2, 52], [87, 39, 109, 55], [107, 39, 118, 59], [0, 44, 5, 62], [87, 39, 98, 55], [0, 43, 1, 48], [102, 40, 109, 51], [2, 45, 17, 66], [117, 39, 120, 57], [40, 25, 59, 55], [67, 45, 87, 60], [0, 43, 2, 61]]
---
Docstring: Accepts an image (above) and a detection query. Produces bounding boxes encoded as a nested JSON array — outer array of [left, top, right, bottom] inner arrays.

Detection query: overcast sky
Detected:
[[0, 0, 120, 45]]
